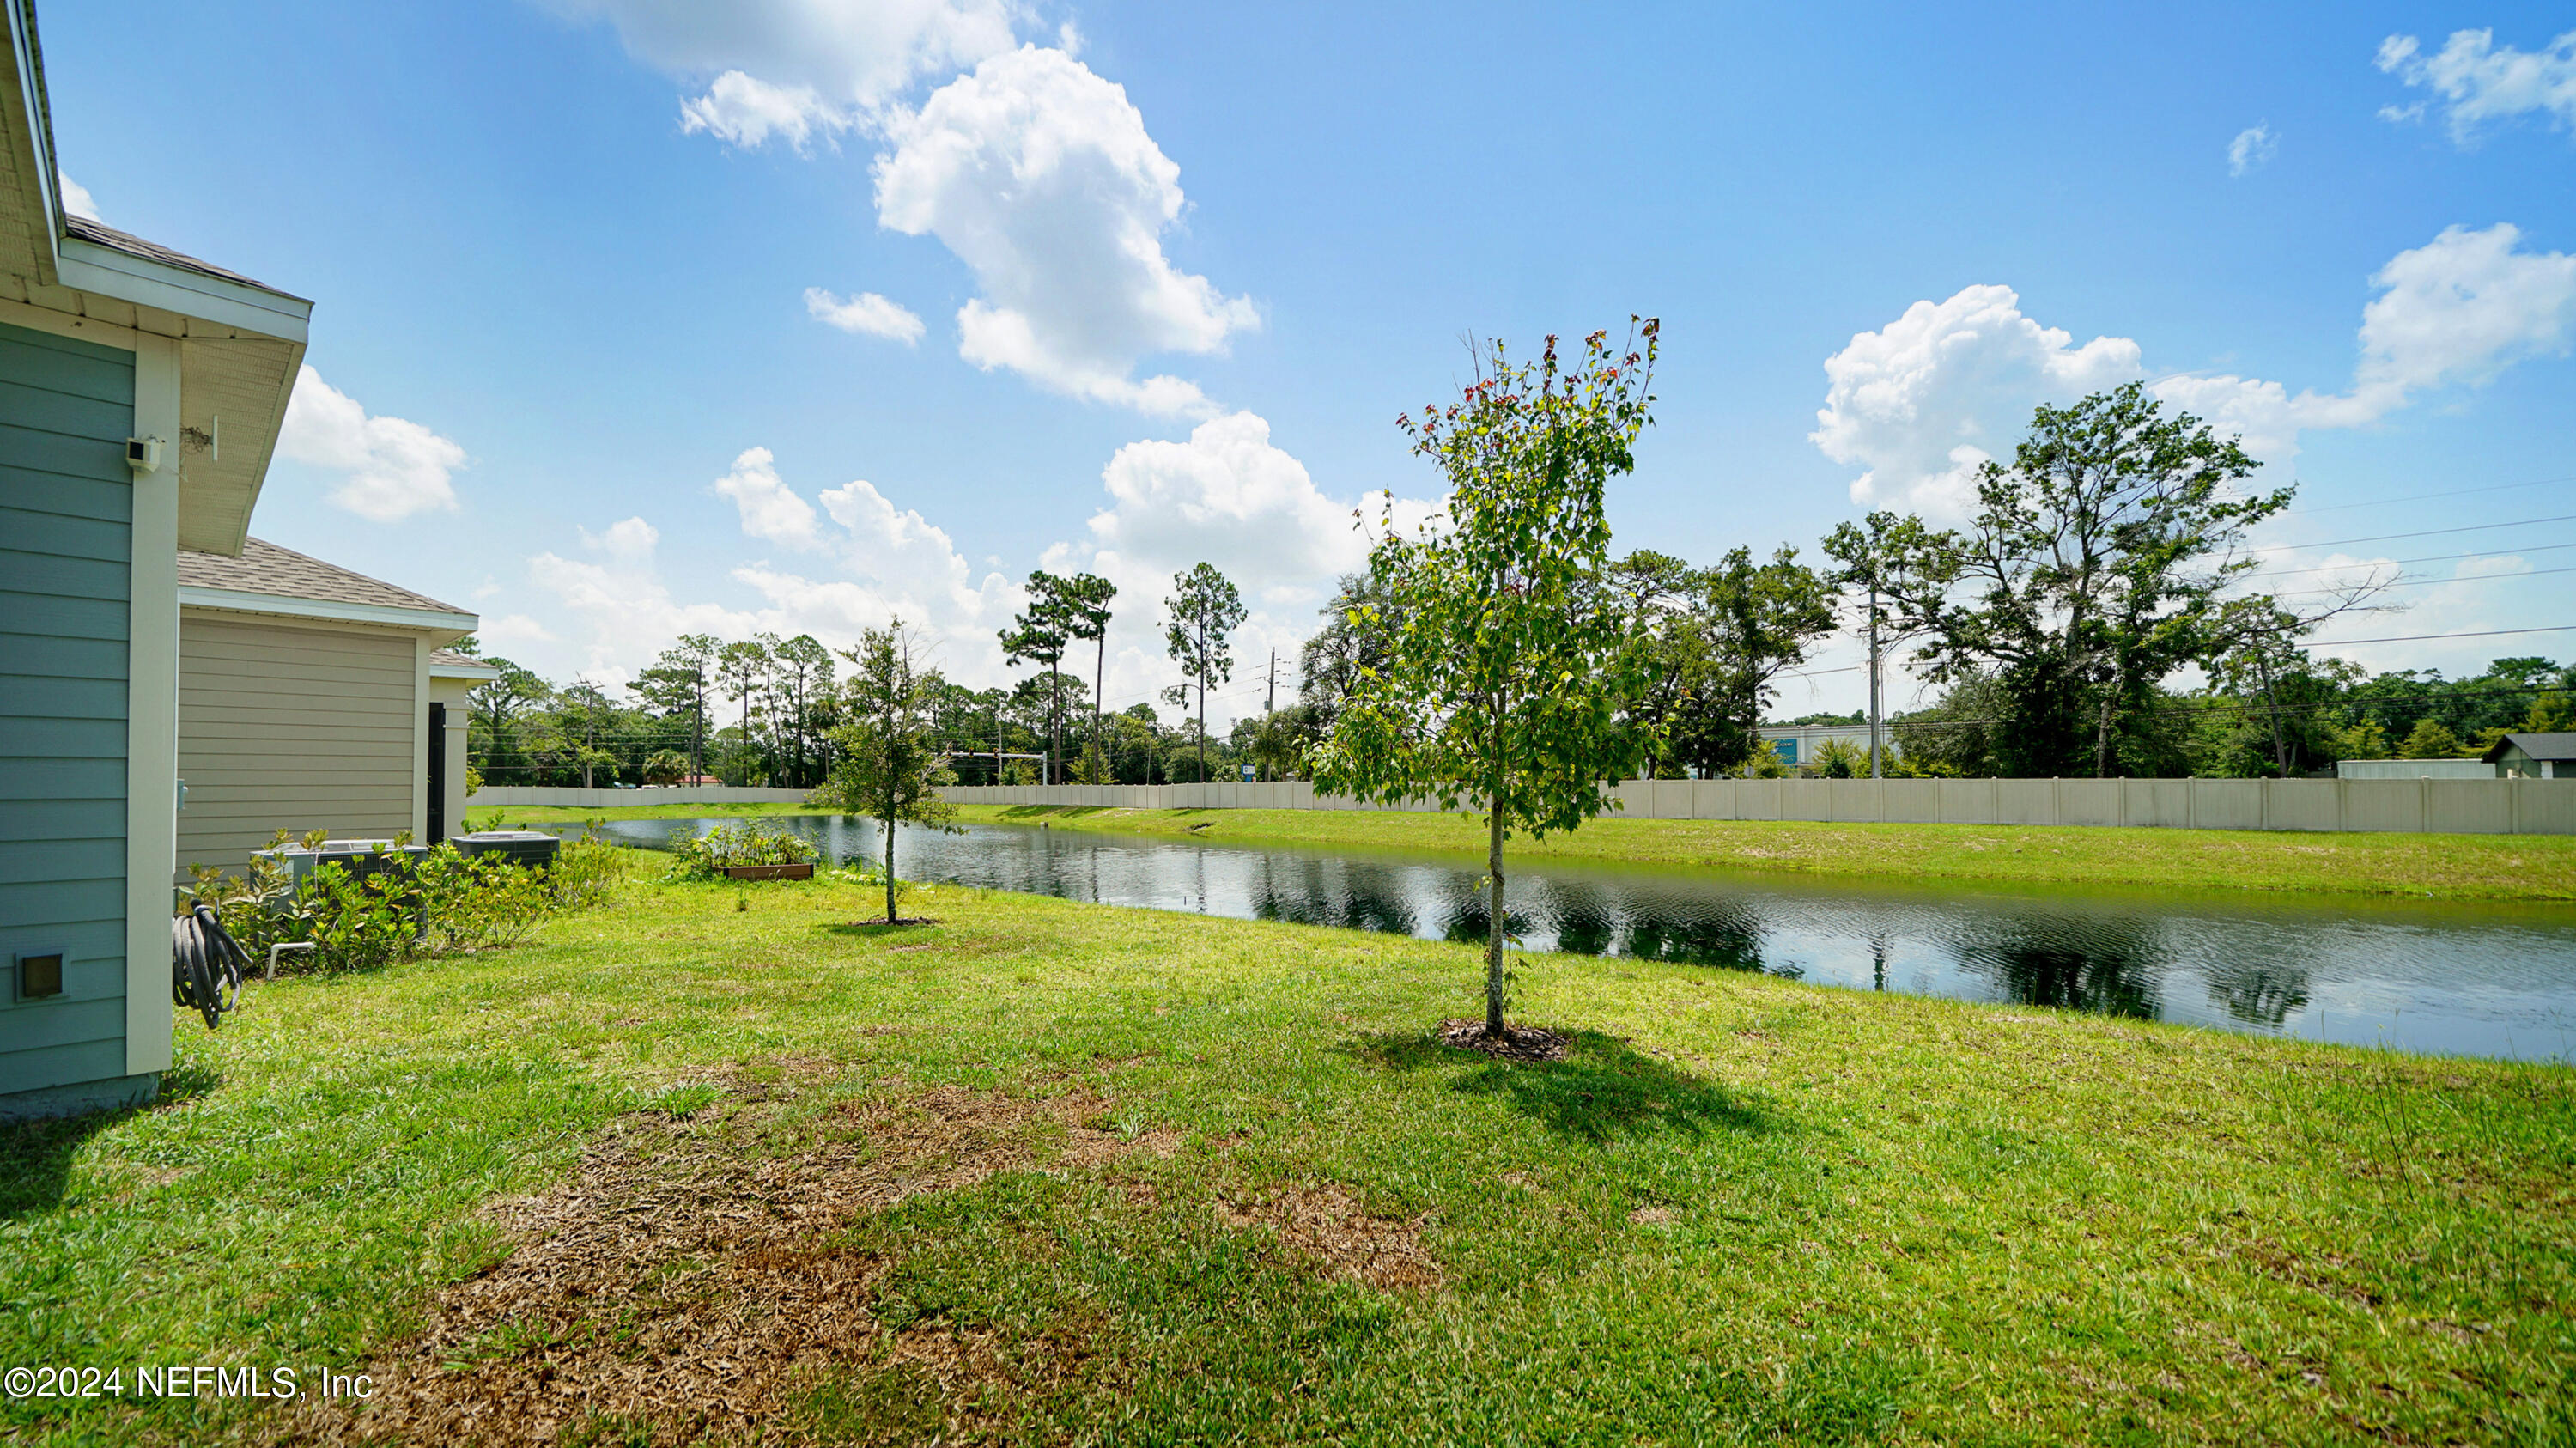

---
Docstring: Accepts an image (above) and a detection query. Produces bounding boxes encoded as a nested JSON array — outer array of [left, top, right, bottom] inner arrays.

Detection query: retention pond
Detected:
[[549, 814, 2576, 1063]]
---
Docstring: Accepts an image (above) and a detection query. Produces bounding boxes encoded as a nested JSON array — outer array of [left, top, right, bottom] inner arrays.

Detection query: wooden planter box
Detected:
[[719, 863, 814, 881]]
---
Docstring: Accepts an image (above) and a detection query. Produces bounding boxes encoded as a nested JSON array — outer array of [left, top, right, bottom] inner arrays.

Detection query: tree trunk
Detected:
[[1485, 799, 1506, 1037], [1867, 586, 1882, 780], [1197, 664, 1209, 782], [2092, 654, 2122, 778], [1049, 670, 1063, 787], [1485, 691, 1508, 1037], [2257, 650, 2290, 777], [883, 809, 897, 922], [1092, 634, 1106, 784]]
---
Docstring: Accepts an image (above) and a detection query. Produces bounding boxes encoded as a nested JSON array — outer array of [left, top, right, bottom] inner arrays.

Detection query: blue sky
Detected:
[[42, 1, 2576, 726]]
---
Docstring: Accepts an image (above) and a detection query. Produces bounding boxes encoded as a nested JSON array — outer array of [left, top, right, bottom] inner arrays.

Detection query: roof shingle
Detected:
[[428, 648, 496, 673], [64, 214, 295, 295], [2485, 733, 2576, 764], [178, 537, 471, 618]]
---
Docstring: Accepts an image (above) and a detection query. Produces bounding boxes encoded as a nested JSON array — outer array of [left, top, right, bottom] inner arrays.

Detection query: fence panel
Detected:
[[2426, 779, 2513, 835], [2190, 779, 2261, 831], [929, 777, 2572, 833], [2342, 780, 2422, 833]]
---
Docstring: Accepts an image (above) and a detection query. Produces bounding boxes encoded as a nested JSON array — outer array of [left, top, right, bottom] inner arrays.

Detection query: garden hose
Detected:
[[171, 903, 252, 1029]]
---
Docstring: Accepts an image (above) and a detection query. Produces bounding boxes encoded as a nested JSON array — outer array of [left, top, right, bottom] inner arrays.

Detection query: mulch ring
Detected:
[[1437, 1018, 1570, 1062], [289, 1080, 1181, 1447]]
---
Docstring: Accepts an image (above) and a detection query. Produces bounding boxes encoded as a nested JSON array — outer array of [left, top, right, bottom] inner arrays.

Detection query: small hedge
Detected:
[[187, 830, 627, 974], [671, 822, 817, 878]]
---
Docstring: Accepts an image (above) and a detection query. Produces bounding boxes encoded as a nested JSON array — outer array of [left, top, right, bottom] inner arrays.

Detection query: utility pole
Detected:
[[1266, 648, 1277, 714], [1867, 585, 1883, 780]]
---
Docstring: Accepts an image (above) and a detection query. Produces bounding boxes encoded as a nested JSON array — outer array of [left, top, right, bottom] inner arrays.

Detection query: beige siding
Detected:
[[177, 613, 417, 874]]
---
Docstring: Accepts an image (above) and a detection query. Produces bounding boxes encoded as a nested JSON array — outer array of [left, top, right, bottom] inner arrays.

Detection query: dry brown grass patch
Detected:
[[288, 1079, 1180, 1446], [1216, 1183, 1440, 1292]]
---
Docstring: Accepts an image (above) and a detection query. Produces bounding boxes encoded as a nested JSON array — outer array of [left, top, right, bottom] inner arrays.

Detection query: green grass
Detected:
[[951, 803, 2576, 903], [7, 858, 2568, 1445], [461, 799, 837, 828]]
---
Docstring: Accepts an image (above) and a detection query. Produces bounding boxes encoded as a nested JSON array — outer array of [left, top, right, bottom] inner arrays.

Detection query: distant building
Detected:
[[2483, 733, 2576, 781], [2336, 757, 2498, 781], [1757, 723, 1898, 770]]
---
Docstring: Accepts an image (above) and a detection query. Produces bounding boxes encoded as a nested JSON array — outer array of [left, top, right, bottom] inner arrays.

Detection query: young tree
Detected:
[[1164, 563, 1245, 784], [1060, 573, 1118, 784], [1874, 384, 2290, 777], [635, 634, 719, 780], [1312, 320, 1660, 1040], [1000, 572, 1074, 784], [818, 621, 961, 924]]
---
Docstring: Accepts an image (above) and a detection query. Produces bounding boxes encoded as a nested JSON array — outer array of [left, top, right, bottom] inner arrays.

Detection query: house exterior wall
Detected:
[[176, 611, 418, 875], [2495, 745, 2558, 780], [0, 318, 151, 1109], [2336, 758, 2498, 781], [429, 674, 474, 842]]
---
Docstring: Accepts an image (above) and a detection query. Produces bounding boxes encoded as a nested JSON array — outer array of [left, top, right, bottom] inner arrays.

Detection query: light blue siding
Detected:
[[0, 320, 136, 1106]]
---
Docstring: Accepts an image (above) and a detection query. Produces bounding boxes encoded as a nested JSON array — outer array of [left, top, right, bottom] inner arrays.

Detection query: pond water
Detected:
[[544, 814, 2576, 1063]]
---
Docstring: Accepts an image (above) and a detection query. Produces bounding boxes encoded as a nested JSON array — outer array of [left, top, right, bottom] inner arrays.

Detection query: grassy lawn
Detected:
[[3, 856, 2570, 1445], [463, 799, 837, 828], [950, 803, 2576, 903]]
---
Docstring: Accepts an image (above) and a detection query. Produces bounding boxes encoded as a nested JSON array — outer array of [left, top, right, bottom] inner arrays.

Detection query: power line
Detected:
[[2308, 623, 2576, 647], [2236, 538, 2576, 581], [2260, 563, 2576, 599], [2246, 513, 2576, 555], [2279, 472, 2576, 517]]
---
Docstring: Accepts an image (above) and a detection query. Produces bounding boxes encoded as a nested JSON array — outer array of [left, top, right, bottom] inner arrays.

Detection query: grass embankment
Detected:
[[4, 859, 2570, 1445], [464, 799, 834, 828], [953, 803, 2576, 903]]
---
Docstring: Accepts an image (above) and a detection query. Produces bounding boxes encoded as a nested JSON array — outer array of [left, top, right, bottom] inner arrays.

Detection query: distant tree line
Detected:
[[465, 383, 2570, 790]]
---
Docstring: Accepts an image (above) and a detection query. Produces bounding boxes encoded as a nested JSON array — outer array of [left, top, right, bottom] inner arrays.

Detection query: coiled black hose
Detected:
[[171, 903, 252, 1029]]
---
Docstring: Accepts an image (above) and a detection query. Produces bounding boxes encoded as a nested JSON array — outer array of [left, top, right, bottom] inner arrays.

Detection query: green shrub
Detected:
[[671, 822, 817, 877], [185, 830, 626, 974], [547, 837, 628, 910]]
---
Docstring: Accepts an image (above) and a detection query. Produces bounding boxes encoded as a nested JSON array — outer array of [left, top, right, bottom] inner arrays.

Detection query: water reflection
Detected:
[[2206, 963, 2313, 1028], [1956, 917, 2163, 1019], [547, 814, 2576, 1062]]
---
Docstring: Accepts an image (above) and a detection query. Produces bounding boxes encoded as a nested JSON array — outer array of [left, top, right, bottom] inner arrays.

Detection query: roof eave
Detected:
[[55, 236, 311, 340], [179, 584, 477, 639]]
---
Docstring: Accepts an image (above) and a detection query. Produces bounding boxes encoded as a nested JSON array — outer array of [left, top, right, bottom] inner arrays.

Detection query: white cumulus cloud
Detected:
[[1039, 411, 1442, 723], [2227, 124, 2277, 176], [278, 366, 468, 523], [702, 446, 1019, 676], [709, 446, 821, 548], [2353, 222, 2576, 402], [56, 172, 99, 222], [546, 0, 1018, 134], [1809, 284, 2141, 515], [1814, 224, 2576, 518], [804, 285, 926, 343], [2378, 28, 2576, 143], [875, 46, 1257, 417], [681, 70, 851, 149]]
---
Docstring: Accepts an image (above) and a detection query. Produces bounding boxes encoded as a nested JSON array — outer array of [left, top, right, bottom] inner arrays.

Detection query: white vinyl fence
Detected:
[[472, 785, 815, 808], [939, 777, 2576, 836]]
